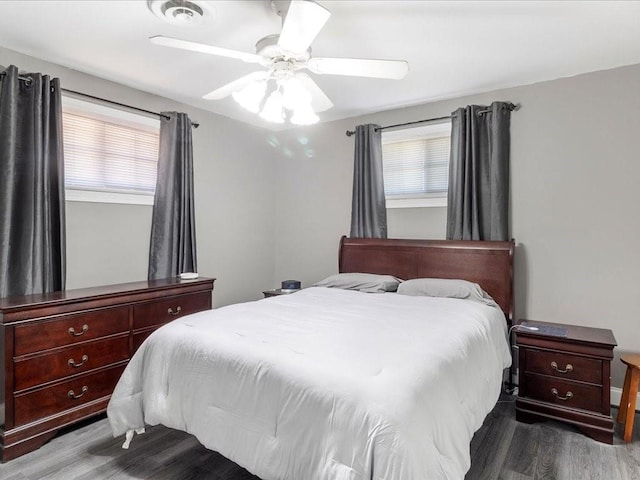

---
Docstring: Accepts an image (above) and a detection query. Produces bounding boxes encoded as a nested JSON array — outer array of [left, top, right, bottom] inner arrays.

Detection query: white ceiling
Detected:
[[1, 1, 640, 130]]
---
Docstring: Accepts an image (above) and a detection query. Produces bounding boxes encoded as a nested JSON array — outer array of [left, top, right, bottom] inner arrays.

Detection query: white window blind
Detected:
[[382, 122, 451, 208], [62, 97, 160, 204]]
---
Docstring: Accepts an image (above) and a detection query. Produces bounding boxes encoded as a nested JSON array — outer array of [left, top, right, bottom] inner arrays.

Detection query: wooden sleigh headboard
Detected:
[[338, 236, 515, 323]]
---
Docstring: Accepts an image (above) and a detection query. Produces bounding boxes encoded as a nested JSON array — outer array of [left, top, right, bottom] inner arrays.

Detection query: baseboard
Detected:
[[611, 387, 640, 411]]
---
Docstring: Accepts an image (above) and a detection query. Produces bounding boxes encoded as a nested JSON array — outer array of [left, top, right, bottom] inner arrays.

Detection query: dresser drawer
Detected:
[[13, 364, 126, 426], [14, 306, 129, 356], [525, 348, 602, 384], [133, 329, 155, 352], [14, 335, 130, 392], [133, 292, 210, 329], [523, 373, 602, 412]]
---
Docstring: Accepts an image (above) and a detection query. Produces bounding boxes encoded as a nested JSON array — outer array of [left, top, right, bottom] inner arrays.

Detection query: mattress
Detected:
[[107, 286, 511, 480]]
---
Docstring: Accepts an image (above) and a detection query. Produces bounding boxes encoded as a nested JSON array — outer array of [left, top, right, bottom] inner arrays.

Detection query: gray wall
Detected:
[[273, 64, 640, 388], [1, 46, 276, 307], [3, 45, 639, 389]]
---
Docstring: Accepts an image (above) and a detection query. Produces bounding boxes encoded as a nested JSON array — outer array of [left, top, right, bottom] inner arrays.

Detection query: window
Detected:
[[382, 121, 451, 208], [62, 96, 160, 205]]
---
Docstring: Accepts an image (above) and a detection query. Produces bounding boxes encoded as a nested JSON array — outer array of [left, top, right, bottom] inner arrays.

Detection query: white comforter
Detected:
[[107, 287, 511, 480]]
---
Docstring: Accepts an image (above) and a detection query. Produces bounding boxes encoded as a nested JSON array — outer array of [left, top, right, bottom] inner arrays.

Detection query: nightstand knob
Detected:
[[551, 387, 573, 401], [550, 361, 573, 373]]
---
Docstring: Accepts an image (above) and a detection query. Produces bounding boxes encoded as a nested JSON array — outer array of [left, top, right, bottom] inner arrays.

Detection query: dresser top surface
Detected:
[[516, 319, 617, 348], [0, 277, 215, 313]]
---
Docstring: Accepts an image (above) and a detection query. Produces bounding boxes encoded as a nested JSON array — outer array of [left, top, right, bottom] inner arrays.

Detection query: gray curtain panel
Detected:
[[148, 112, 197, 280], [446, 102, 513, 241], [350, 124, 387, 238], [0, 65, 66, 297]]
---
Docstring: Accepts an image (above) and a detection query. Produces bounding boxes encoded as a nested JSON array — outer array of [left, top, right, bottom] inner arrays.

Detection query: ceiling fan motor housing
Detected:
[[255, 34, 311, 63]]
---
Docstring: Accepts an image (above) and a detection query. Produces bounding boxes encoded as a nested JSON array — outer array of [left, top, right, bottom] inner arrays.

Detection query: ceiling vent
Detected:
[[148, 0, 213, 27]]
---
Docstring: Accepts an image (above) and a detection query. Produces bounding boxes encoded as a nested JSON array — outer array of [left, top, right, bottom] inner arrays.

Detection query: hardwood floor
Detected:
[[467, 397, 640, 480], [0, 397, 638, 479]]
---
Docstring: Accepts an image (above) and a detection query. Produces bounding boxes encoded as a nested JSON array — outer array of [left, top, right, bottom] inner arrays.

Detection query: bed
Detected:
[[107, 236, 514, 480]]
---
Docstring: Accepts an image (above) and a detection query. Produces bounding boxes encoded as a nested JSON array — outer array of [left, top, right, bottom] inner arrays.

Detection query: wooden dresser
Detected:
[[515, 320, 616, 443], [0, 277, 214, 461]]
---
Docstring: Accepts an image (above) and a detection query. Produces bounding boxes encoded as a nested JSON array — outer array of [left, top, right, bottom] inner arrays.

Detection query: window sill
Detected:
[[65, 189, 154, 206], [386, 196, 447, 209]]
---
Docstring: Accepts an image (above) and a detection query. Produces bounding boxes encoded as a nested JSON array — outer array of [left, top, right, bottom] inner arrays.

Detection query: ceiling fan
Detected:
[[149, 0, 409, 125]]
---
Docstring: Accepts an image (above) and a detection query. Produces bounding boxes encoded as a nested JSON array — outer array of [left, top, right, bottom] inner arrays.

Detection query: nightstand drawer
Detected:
[[133, 292, 210, 329], [14, 306, 129, 356], [525, 348, 602, 384], [524, 373, 602, 412], [13, 364, 126, 426], [14, 334, 130, 392]]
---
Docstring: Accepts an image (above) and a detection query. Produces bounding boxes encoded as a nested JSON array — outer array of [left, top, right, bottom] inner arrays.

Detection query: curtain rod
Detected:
[[1, 71, 199, 128], [345, 115, 452, 137], [344, 102, 518, 137], [62, 88, 200, 128]]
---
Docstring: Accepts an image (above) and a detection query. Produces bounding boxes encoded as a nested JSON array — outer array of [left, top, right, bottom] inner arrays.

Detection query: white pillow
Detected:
[[313, 273, 402, 293], [397, 278, 497, 306]]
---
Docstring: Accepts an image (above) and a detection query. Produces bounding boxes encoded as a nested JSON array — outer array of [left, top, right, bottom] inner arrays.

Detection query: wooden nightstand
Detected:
[[515, 320, 617, 444], [262, 289, 298, 298]]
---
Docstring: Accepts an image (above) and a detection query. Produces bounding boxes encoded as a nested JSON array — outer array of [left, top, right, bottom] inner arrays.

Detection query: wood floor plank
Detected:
[[2, 473, 28, 480], [501, 423, 541, 476], [566, 429, 603, 480], [498, 472, 532, 480], [532, 424, 562, 480], [614, 444, 640, 480]]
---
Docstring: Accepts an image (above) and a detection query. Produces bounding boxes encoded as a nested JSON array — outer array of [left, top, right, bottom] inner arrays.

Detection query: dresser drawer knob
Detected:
[[551, 387, 573, 401], [68, 324, 89, 336], [68, 386, 88, 399], [168, 306, 182, 316], [68, 354, 89, 368], [550, 361, 573, 373]]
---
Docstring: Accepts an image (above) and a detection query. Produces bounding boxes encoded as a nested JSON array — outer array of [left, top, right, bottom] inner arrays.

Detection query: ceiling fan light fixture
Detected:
[[291, 102, 319, 126], [148, 0, 213, 27], [232, 80, 267, 113], [281, 76, 311, 111], [260, 90, 285, 124]]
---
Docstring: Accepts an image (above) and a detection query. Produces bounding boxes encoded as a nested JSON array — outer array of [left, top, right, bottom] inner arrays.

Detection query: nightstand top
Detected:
[[517, 319, 617, 348], [262, 288, 300, 297]]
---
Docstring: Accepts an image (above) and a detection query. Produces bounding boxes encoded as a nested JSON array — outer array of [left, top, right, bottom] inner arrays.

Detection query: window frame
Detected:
[[61, 96, 160, 206], [382, 121, 451, 209]]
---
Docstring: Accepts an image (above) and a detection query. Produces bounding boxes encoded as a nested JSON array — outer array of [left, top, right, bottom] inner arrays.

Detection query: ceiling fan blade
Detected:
[[307, 57, 409, 80], [278, 0, 331, 54], [295, 73, 333, 112], [203, 71, 269, 100], [150, 35, 262, 64]]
